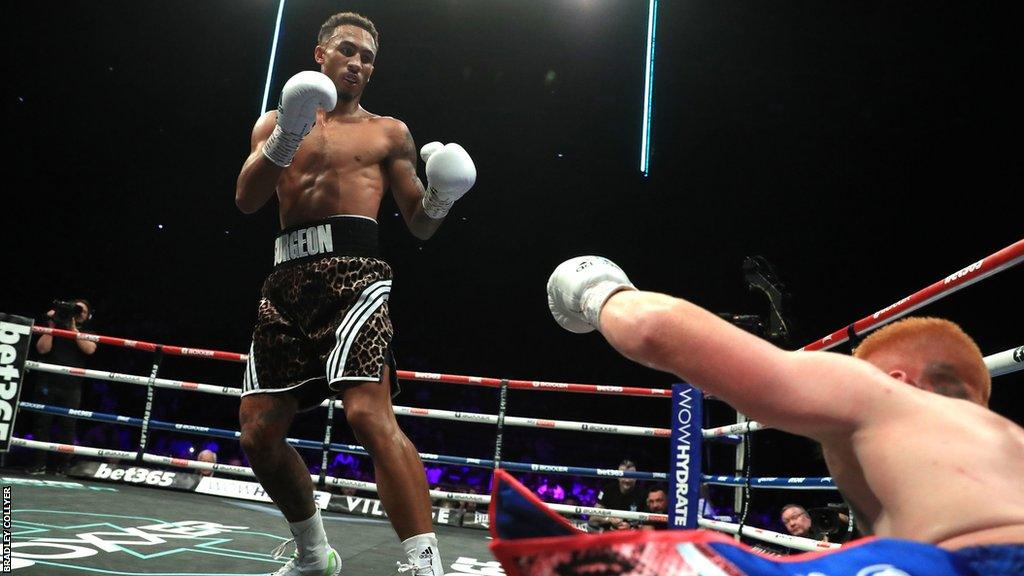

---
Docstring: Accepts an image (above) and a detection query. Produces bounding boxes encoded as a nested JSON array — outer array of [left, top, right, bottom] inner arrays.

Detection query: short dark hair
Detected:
[[318, 12, 379, 49], [780, 503, 807, 517]]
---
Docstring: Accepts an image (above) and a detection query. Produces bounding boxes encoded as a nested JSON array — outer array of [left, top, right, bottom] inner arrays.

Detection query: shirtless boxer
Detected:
[[235, 12, 475, 576], [546, 256, 1024, 570]]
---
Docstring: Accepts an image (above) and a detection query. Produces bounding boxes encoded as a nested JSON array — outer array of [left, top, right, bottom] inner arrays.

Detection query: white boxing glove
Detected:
[[420, 142, 477, 219], [547, 256, 637, 333], [262, 71, 338, 167], [419, 141, 444, 163]]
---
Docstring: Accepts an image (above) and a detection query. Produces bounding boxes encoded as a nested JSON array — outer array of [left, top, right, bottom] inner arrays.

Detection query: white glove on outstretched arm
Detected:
[[420, 142, 477, 219], [547, 256, 637, 333], [262, 71, 338, 167]]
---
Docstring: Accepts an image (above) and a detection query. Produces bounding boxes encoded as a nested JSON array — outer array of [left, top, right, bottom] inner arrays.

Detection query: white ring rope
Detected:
[[382, 404, 669, 438], [986, 345, 1024, 378], [26, 361, 240, 397], [702, 421, 769, 439], [698, 517, 839, 552]]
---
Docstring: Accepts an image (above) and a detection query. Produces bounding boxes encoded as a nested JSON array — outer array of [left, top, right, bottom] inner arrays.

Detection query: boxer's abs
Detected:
[[277, 169, 387, 227], [277, 119, 392, 227]]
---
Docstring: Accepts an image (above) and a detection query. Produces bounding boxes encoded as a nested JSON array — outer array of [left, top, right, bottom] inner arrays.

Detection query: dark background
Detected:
[[6, 0, 1021, 532]]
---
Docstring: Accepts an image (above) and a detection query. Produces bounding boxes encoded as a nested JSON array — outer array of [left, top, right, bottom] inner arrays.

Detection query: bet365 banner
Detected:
[[0, 314, 34, 452], [668, 382, 702, 529]]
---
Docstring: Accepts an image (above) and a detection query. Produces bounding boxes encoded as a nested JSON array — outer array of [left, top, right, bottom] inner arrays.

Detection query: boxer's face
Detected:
[[315, 25, 377, 99]]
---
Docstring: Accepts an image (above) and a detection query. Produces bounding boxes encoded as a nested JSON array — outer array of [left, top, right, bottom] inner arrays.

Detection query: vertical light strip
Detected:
[[261, 0, 288, 114], [640, 0, 659, 176]]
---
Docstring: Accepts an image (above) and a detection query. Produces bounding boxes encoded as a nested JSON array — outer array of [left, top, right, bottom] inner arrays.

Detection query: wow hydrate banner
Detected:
[[668, 382, 702, 529]]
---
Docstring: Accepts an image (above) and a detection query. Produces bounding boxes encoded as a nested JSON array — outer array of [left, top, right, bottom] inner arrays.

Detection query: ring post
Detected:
[[734, 414, 748, 529], [135, 345, 163, 462], [493, 379, 510, 472], [668, 382, 702, 529], [318, 400, 336, 489]]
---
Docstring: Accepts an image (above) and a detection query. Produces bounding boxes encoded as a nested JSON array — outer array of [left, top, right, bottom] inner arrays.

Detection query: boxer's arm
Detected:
[[386, 121, 443, 240], [598, 290, 893, 440], [235, 111, 285, 214]]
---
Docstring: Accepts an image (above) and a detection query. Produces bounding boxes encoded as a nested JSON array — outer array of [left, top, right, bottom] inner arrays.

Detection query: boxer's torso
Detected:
[[275, 109, 400, 229], [820, 388, 1024, 549]]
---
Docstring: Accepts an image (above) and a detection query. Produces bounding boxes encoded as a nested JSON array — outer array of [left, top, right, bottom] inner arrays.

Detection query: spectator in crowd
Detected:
[[780, 503, 828, 541], [460, 488, 479, 513], [588, 459, 646, 531], [197, 449, 217, 476], [640, 488, 668, 531]]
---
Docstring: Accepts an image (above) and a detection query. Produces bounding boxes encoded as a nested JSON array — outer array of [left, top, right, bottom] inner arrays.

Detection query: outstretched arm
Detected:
[[601, 290, 887, 439], [547, 257, 893, 441]]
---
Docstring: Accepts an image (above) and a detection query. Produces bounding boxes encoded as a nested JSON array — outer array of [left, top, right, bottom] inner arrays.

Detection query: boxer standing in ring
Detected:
[[235, 12, 476, 576]]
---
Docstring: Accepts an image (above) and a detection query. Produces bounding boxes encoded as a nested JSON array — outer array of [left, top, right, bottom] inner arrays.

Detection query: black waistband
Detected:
[[272, 215, 379, 268]]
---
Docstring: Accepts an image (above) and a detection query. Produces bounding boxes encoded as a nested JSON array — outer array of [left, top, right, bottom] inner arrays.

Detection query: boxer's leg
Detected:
[[240, 392, 340, 575], [239, 392, 314, 521], [324, 262, 431, 535], [322, 258, 439, 571], [343, 365, 441, 573], [343, 364, 432, 537]]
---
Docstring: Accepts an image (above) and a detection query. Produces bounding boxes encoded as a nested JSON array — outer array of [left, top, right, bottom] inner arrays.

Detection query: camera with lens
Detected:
[[808, 504, 853, 542], [51, 299, 86, 328]]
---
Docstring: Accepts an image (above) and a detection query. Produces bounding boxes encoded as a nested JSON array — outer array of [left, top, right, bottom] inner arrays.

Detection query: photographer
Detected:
[[780, 503, 856, 545], [26, 299, 96, 475], [780, 504, 828, 541]]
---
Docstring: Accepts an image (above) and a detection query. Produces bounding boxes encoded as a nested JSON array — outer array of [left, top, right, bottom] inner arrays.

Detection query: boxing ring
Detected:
[[1, 238, 1021, 574]]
